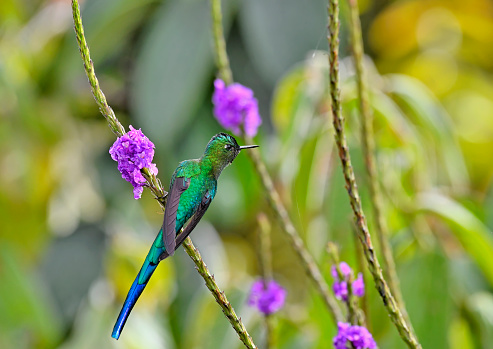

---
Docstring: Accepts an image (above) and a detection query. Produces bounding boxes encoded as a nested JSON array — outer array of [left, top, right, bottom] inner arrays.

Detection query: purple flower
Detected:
[[352, 273, 365, 298], [331, 262, 365, 301], [331, 262, 352, 279], [248, 279, 286, 315], [333, 322, 377, 349], [346, 325, 377, 349], [212, 79, 262, 137], [334, 322, 351, 349], [333, 279, 349, 301], [109, 125, 158, 199]]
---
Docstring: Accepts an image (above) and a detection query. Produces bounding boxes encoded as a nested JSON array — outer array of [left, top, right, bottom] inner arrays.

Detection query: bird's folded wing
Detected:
[[162, 177, 190, 256], [159, 191, 212, 262]]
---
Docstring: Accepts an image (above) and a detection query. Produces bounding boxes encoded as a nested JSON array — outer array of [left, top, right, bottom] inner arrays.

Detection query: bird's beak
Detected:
[[239, 145, 259, 150]]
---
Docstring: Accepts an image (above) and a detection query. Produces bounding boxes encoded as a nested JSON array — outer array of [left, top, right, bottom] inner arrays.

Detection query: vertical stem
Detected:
[[257, 213, 273, 283], [346, 0, 409, 323], [257, 213, 276, 349], [209, 0, 343, 323], [346, 274, 364, 327], [245, 142, 343, 323], [326, 0, 422, 348], [326, 243, 364, 326], [210, 0, 233, 85], [352, 226, 369, 328]]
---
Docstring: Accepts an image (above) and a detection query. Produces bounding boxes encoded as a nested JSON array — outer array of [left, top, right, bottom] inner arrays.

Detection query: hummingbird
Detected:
[[112, 133, 258, 339]]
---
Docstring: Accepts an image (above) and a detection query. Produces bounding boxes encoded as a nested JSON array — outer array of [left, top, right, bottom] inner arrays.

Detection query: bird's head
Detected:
[[203, 133, 258, 174]]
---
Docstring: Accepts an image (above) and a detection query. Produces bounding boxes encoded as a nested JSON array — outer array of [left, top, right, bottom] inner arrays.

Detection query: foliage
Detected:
[[1, 0, 493, 348]]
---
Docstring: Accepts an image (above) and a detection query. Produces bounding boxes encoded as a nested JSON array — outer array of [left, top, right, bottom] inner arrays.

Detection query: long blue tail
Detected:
[[111, 262, 158, 339]]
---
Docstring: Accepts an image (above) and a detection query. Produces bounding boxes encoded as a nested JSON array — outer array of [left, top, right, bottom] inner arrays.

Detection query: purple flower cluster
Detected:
[[212, 79, 262, 137], [248, 279, 286, 315], [109, 126, 158, 199], [334, 322, 377, 349], [331, 262, 365, 301]]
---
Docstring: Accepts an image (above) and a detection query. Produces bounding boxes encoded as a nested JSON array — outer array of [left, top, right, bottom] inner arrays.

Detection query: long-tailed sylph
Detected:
[[112, 133, 258, 339]]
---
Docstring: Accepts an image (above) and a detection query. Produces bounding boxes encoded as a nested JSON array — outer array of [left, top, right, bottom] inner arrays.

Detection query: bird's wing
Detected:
[[162, 160, 200, 255], [159, 191, 212, 262], [162, 176, 190, 255]]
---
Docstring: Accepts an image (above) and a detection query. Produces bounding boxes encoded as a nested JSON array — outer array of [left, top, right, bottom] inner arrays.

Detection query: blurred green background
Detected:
[[2, 0, 493, 348]]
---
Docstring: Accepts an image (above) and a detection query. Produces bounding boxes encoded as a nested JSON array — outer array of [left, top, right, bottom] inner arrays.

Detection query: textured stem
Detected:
[[182, 238, 257, 348], [72, 0, 166, 204], [71, 0, 125, 137], [210, 0, 233, 85], [345, 274, 364, 327], [346, 0, 409, 322], [209, 0, 342, 323], [326, 0, 422, 348], [141, 169, 168, 207], [72, 1, 256, 347], [326, 243, 364, 326], [245, 143, 343, 323], [352, 226, 369, 328]]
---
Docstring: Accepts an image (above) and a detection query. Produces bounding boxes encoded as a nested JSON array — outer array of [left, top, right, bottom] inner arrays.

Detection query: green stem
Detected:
[[210, 0, 342, 324], [210, 0, 233, 85], [71, 1, 256, 347], [257, 213, 273, 283], [72, 0, 166, 206], [245, 142, 343, 323], [326, 243, 364, 326], [71, 0, 125, 138], [326, 0, 422, 348], [264, 314, 276, 349], [346, 0, 409, 323], [352, 226, 369, 328], [182, 238, 257, 348], [257, 213, 276, 349]]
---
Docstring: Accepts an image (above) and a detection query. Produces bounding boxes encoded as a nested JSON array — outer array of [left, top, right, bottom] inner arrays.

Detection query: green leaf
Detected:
[[449, 316, 474, 349], [0, 245, 62, 348], [271, 65, 305, 135], [387, 74, 469, 188], [372, 248, 453, 348], [416, 192, 493, 286], [401, 249, 453, 348], [465, 292, 493, 348]]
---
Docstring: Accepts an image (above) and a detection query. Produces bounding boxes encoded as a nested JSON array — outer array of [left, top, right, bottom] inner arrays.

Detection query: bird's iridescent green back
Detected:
[[171, 159, 216, 233]]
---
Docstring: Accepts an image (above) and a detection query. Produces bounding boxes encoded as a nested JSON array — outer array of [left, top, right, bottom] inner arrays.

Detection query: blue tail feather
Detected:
[[111, 262, 158, 340]]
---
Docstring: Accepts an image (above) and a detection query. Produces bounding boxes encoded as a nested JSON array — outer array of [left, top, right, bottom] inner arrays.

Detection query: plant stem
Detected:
[[346, 0, 409, 323], [326, 243, 364, 326], [209, 0, 342, 324], [352, 226, 369, 328], [257, 213, 272, 286], [257, 213, 273, 283], [72, 0, 167, 206], [245, 142, 343, 323], [71, 0, 125, 138], [71, 1, 256, 347], [182, 238, 257, 348], [210, 0, 233, 85], [326, 0, 422, 348], [257, 213, 276, 349]]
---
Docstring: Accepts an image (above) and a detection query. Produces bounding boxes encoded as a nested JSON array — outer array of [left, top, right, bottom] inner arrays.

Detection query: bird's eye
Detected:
[[224, 144, 233, 150]]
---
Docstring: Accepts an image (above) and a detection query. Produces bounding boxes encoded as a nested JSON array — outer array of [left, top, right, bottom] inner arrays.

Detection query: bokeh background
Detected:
[[2, 0, 493, 348]]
